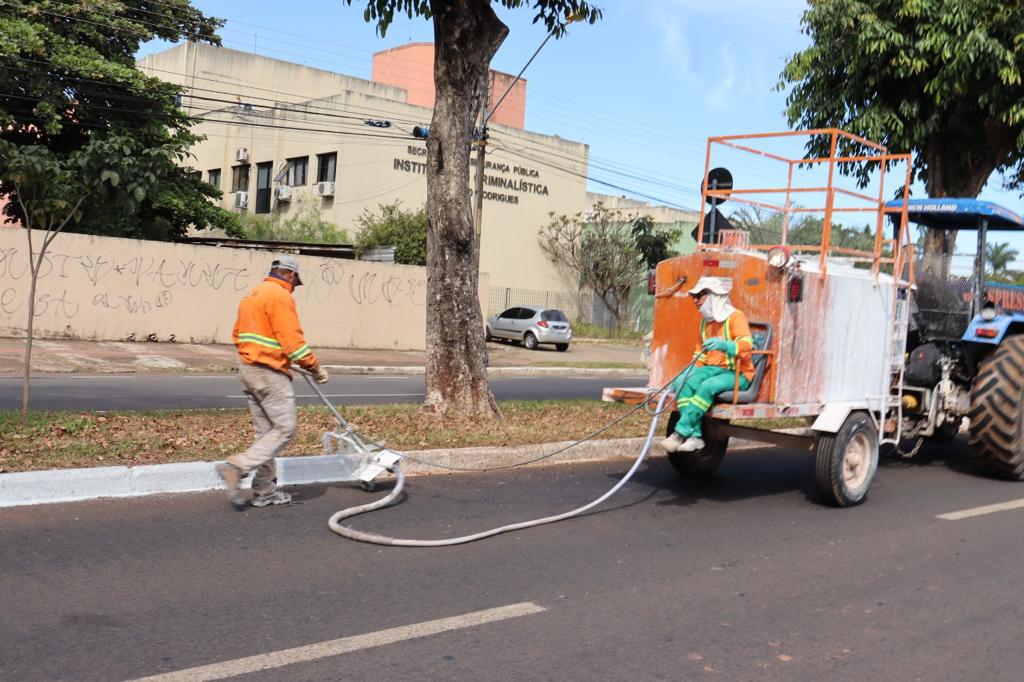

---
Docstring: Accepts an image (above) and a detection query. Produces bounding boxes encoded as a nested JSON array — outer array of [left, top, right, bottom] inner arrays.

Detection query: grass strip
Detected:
[[0, 400, 658, 474]]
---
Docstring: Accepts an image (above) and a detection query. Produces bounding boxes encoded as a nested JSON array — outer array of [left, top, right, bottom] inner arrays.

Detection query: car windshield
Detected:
[[541, 310, 567, 322]]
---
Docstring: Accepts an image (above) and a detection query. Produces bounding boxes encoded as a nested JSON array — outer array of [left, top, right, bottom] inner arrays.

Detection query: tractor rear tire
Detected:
[[969, 335, 1024, 479], [814, 411, 878, 507], [665, 412, 728, 477]]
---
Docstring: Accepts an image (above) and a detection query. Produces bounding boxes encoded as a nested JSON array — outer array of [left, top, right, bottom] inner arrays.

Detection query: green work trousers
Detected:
[[669, 366, 749, 438]]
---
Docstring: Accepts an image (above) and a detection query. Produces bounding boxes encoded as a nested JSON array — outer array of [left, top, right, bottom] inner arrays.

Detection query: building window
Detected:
[[187, 170, 202, 181], [231, 165, 250, 192], [207, 168, 221, 189], [287, 156, 308, 186], [317, 152, 336, 183]]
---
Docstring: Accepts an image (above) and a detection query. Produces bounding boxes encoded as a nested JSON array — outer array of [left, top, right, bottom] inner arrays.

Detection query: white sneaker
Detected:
[[678, 437, 706, 452], [660, 433, 684, 453]]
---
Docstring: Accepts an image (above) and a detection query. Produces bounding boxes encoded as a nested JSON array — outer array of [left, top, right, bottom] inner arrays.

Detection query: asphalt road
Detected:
[[0, 373, 646, 411], [4, 438, 1024, 680]]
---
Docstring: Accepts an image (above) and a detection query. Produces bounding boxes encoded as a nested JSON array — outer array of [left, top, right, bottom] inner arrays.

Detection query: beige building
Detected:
[[138, 43, 589, 295]]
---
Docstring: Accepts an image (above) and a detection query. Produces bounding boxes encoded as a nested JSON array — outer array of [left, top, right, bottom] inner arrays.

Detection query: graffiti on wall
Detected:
[[0, 232, 438, 348]]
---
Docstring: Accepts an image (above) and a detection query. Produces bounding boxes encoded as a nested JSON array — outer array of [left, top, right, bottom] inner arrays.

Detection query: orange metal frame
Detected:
[[697, 129, 914, 281]]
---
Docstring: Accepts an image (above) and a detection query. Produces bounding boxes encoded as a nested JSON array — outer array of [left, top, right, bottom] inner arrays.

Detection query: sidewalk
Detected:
[[0, 336, 647, 375]]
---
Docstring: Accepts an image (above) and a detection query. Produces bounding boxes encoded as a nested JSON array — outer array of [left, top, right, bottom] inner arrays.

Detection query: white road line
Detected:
[[225, 393, 424, 399], [937, 498, 1024, 520], [130, 601, 546, 682]]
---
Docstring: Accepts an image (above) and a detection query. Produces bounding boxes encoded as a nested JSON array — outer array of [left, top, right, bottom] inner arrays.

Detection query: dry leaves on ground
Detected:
[[0, 400, 657, 473]]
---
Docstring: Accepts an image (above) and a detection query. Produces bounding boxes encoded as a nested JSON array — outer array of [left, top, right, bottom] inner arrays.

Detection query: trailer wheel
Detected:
[[814, 411, 878, 507], [665, 412, 728, 477], [969, 335, 1024, 479]]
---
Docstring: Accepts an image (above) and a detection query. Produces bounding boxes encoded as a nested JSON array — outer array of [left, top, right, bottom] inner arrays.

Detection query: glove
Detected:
[[311, 367, 329, 384], [702, 337, 738, 357]]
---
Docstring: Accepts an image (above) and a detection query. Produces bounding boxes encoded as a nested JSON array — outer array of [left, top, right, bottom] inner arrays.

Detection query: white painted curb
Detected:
[[0, 435, 775, 509]]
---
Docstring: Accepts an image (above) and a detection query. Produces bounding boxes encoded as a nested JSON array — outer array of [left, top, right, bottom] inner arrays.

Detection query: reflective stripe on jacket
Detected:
[[233, 276, 319, 375], [692, 310, 756, 382]]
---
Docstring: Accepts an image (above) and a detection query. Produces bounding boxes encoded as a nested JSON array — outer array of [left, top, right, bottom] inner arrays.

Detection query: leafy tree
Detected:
[[540, 204, 647, 328], [238, 196, 349, 244], [729, 205, 878, 252], [780, 0, 1024, 257], [0, 0, 240, 239], [986, 241, 1020, 278], [344, 0, 601, 418], [1, 135, 173, 416], [354, 201, 428, 265], [631, 215, 681, 268]]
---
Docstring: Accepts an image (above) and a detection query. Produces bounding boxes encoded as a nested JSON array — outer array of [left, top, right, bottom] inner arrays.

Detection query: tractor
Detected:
[[604, 129, 1023, 506]]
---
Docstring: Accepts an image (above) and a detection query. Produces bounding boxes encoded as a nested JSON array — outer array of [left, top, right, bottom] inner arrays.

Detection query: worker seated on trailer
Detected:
[[660, 276, 755, 454]]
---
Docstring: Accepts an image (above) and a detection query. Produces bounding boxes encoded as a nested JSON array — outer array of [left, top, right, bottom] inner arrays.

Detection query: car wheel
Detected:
[[556, 343, 569, 352], [524, 332, 539, 350], [485, 326, 493, 342]]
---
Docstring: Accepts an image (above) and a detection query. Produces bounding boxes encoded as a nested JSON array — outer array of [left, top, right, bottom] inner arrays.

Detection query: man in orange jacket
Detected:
[[217, 255, 328, 509]]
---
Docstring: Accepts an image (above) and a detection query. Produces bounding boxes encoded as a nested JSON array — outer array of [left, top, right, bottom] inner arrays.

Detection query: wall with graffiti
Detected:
[[0, 230, 488, 350]]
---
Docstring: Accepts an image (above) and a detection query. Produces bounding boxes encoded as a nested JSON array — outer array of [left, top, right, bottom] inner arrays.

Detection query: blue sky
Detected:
[[138, 0, 1024, 264]]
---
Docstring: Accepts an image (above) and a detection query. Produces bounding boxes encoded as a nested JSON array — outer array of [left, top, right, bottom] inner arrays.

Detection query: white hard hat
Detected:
[[688, 276, 731, 296]]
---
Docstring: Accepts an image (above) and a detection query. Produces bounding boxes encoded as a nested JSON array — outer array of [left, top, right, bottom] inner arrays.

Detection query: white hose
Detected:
[[327, 392, 670, 546]]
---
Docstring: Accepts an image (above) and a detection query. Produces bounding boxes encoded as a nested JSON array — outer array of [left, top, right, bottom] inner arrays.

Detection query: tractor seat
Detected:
[[715, 322, 772, 404]]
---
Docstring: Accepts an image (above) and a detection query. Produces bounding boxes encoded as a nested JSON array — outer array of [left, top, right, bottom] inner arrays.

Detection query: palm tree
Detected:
[[986, 242, 1020, 278]]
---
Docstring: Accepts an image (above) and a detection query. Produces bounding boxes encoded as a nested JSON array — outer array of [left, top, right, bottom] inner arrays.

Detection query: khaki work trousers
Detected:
[[228, 363, 297, 495]]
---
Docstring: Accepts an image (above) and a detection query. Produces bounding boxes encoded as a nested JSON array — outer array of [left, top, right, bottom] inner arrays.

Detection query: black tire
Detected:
[[524, 332, 539, 351], [555, 343, 569, 352], [665, 412, 728, 477], [484, 326, 493, 342], [814, 411, 878, 507], [969, 335, 1024, 479]]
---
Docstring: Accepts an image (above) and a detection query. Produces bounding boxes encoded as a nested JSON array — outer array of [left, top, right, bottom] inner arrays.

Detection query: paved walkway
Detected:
[[0, 336, 645, 374]]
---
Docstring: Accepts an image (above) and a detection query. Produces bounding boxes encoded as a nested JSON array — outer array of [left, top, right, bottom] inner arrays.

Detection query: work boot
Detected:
[[678, 437, 706, 452], [660, 432, 684, 453], [251, 490, 293, 507], [216, 462, 248, 510]]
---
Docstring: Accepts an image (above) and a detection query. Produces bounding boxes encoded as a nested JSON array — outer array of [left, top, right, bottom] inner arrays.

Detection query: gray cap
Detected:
[[271, 255, 303, 286]]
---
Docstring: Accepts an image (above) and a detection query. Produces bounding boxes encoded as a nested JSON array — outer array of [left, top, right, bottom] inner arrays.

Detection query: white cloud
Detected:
[[705, 46, 737, 110], [657, 15, 696, 82]]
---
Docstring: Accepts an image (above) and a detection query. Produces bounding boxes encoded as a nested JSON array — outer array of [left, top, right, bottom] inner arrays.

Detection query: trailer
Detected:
[[605, 129, 916, 506]]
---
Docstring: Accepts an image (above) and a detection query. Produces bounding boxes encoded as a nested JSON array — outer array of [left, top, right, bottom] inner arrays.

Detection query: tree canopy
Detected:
[[0, 0, 239, 239], [540, 203, 658, 327], [780, 0, 1024, 199]]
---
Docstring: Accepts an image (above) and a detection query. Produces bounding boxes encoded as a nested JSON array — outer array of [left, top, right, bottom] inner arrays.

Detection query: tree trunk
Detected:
[[422, 0, 507, 418], [22, 239, 46, 419], [920, 137, 1007, 260]]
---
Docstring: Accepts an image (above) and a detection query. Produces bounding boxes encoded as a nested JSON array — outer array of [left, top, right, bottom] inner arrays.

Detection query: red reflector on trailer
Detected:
[[976, 327, 999, 338], [702, 259, 720, 267], [788, 274, 804, 303]]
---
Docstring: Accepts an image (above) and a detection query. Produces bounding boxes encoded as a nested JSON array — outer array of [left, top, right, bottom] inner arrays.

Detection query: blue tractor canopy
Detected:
[[884, 198, 1024, 339], [885, 198, 1024, 231]]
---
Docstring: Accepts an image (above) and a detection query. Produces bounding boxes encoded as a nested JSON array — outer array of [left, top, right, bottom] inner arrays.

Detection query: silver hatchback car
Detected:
[[485, 306, 573, 351]]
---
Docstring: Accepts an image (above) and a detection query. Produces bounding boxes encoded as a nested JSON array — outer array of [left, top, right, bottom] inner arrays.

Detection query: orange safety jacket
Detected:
[[692, 309, 756, 382], [233, 276, 319, 376]]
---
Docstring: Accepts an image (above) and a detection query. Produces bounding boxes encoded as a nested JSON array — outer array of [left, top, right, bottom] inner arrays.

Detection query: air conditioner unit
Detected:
[[316, 181, 335, 198], [275, 185, 292, 202], [235, 148, 249, 162], [233, 191, 248, 209]]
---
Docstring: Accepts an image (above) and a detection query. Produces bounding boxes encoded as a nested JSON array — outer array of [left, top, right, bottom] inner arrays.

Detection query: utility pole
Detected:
[[472, 74, 490, 271]]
